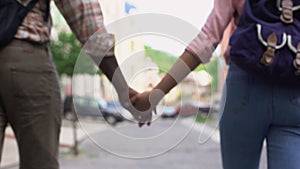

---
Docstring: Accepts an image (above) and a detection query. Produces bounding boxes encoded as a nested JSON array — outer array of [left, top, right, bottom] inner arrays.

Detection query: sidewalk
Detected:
[[1, 127, 18, 169], [0, 119, 108, 169]]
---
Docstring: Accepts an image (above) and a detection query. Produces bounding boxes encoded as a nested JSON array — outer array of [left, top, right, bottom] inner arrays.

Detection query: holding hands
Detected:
[[130, 89, 165, 127], [115, 51, 199, 128], [120, 87, 165, 128]]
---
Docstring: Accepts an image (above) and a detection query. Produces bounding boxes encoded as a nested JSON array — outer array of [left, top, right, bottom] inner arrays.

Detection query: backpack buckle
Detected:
[[287, 36, 300, 76], [261, 33, 277, 66], [280, 0, 294, 24], [257, 24, 287, 66], [293, 43, 300, 76]]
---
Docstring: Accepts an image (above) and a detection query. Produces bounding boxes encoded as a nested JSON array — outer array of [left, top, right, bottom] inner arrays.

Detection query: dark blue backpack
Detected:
[[230, 0, 300, 83], [0, 0, 49, 48]]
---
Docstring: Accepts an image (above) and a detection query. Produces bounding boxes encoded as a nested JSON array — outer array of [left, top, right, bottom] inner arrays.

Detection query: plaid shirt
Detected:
[[16, 0, 115, 56]]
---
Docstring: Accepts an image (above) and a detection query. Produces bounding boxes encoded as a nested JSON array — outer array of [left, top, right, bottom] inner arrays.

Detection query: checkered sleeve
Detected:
[[54, 0, 115, 57]]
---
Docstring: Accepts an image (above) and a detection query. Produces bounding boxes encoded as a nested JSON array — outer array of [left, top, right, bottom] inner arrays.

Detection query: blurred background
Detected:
[[2, 1, 264, 169]]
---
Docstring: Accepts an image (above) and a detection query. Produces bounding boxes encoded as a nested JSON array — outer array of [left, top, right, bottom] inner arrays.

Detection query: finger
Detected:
[[129, 88, 138, 97], [138, 122, 145, 128], [139, 112, 150, 128], [137, 114, 144, 127], [130, 95, 138, 105], [147, 112, 152, 126]]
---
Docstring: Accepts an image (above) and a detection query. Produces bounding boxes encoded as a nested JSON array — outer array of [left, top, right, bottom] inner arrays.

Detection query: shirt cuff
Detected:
[[185, 32, 215, 64], [83, 32, 115, 57]]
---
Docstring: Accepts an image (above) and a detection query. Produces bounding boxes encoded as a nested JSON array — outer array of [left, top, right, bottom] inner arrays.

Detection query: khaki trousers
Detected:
[[0, 39, 62, 169]]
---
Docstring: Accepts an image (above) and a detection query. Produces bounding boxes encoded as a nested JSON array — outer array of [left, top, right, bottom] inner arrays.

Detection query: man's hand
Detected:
[[131, 91, 152, 127], [118, 87, 138, 109], [130, 89, 165, 127], [117, 87, 142, 122], [117, 87, 151, 127], [98, 56, 148, 126]]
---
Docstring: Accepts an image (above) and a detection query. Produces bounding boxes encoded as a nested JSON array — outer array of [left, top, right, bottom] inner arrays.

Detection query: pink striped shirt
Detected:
[[186, 0, 245, 63]]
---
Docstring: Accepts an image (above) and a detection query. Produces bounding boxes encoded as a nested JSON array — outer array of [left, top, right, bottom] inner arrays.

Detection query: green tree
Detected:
[[144, 46, 177, 73], [51, 32, 99, 76], [144, 46, 219, 90], [204, 56, 218, 90]]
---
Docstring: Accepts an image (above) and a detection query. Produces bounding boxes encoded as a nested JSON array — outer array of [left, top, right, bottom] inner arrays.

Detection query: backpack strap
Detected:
[[23, 0, 39, 11], [44, 0, 50, 21], [22, 0, 50, 21]]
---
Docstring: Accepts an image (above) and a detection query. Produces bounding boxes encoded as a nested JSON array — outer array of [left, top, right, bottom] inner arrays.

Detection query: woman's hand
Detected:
[[131, 89, 165, 127]]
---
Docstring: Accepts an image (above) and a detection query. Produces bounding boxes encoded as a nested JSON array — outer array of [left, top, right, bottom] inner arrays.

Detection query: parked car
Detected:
[[160, 101, 211, 118], [63, 95, 73, 118], [177, 101, 210, 116], [160, 106, 177, 118], [105, 101, 134, 121], [63, 96, 124, 125]]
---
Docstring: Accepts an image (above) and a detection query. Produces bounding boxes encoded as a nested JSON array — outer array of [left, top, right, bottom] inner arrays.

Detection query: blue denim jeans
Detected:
[[219, 63, 300, 169]]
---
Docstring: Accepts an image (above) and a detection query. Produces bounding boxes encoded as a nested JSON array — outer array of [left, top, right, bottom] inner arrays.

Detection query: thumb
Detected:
[[130, 94, 138, 105], [149, 89, 165, 106], [129, 88, 138, 97]]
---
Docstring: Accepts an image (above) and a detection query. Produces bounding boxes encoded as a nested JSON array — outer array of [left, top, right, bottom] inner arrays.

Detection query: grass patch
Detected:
[[196, 114, 208, 123]]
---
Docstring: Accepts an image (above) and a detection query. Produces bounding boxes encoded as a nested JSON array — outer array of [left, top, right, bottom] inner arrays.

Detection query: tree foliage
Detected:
[[144, 46, 219, 89], [144, 46, 177, 73], [51, 32, 99, 76]]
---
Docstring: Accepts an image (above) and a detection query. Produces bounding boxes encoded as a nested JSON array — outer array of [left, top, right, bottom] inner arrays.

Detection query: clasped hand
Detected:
[[119, 88, 165, 128]]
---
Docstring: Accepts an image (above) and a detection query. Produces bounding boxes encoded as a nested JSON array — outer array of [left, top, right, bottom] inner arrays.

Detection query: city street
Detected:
[[1, 117, 267, 169]]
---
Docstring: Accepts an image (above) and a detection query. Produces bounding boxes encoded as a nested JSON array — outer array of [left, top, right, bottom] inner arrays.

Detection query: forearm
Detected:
[[99, 56, 128, 93], [153, 50, 202, 95]]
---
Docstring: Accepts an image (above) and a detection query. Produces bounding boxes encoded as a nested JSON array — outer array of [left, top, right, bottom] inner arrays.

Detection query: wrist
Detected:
[[149, 89, 165, 105], [116, 85, 128, 93], [153, 82, 171, 96]]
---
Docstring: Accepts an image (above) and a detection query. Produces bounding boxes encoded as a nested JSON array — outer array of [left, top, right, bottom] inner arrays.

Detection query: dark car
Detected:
[[63, 95, 73, 118], [105, 101, 134, 121], [63, 96, 124, 125]]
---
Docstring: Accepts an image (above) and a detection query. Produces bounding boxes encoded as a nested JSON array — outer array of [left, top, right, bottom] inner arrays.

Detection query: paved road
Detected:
[[60, 118, 267, 169], [2, 118, 267, 169]]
